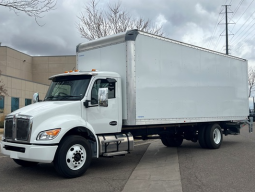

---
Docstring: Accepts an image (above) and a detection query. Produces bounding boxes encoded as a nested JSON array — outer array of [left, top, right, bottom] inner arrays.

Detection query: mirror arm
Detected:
[[84, 100, 98, 108], [84, 100, 91, 108]]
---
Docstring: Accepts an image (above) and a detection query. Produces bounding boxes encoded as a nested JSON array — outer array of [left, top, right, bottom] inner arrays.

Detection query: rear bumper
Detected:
[[0, 141, 58, 163]]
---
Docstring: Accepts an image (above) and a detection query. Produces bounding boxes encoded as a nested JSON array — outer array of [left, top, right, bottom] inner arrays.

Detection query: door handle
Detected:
[[109, 121, 117, 126]]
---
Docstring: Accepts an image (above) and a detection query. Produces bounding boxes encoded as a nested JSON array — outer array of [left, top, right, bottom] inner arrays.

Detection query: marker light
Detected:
[[64, 71, 68, 73], [75, 70, 79, 72], [69, 70, 73, 72], [37, 128, 61, 140], [92, 69, 96, 71]]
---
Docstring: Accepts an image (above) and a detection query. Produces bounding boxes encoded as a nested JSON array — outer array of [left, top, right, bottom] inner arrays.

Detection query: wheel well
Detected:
[[62, 127, 97, 158]]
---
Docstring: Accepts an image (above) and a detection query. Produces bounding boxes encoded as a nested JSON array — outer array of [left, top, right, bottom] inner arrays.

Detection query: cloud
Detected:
[[0, 0, 254, 64]]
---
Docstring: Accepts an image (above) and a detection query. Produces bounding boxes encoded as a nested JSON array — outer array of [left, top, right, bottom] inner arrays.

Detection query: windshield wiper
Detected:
[[44, 96, 59, 101], [58, 95, 81, 100], [45, 95, 81, 101]]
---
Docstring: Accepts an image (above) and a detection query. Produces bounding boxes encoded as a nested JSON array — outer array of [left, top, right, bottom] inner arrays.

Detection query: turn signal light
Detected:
[[45, 129, 61, 136], [64, 71, 68, 73], [69, 70, 73, 72], [75, 70, 79, 72], [92, 69, 96, 71], [37, 128, 61, 140]]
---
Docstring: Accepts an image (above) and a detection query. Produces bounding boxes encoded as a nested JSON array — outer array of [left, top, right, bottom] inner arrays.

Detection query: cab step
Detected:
[[102, 151, 128, 157]]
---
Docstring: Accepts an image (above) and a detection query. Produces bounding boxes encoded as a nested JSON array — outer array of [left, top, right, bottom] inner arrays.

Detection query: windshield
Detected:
[[44, 75, 91, 101]]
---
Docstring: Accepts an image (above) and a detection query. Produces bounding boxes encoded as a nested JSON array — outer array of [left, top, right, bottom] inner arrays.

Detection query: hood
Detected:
[[9, 101, 81, 118]]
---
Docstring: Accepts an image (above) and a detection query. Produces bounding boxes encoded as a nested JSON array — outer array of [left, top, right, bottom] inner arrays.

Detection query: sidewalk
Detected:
[[0, 128, 3, 134], [122, 140, 183, 192]]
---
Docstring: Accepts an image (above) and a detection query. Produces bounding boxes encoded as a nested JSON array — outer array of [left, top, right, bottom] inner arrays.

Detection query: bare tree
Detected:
[[78, 0, 163, 40], [0, 0, 56, 24], [0, 70, 8, 97], [248, 66, 255, 97]]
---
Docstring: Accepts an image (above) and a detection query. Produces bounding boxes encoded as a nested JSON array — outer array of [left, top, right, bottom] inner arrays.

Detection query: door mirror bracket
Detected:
[[84, 100, 91, 108], [84, 100, 99, 108]]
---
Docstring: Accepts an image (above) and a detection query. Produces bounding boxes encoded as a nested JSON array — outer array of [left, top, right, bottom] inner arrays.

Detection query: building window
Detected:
[[25, 98, 32, 106], [11, 97, 19, 112], [0, 96, 4, 113]]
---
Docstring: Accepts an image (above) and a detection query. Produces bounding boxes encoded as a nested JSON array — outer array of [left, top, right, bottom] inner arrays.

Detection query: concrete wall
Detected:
[[33, 56, 76, 85], [0, 75, 48, 121], [0, 47, 33, 81]]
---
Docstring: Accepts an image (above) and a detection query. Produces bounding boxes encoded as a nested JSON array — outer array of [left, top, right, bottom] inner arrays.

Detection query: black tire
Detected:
[[205, 124, 223, 149], [160, 135, 183, 147], [168, 136, 183, 147], [54, 135, 92, 178], [160, 135, 170, 147], [13, 159, 38, 167], [198, 126, 208, 148]]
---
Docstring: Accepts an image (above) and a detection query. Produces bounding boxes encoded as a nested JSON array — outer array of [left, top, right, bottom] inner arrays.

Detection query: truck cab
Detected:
[[1, 70, 133, 178]]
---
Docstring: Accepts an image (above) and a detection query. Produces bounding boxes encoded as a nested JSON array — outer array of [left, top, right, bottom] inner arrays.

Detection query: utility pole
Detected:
[[225, 5, 229, 55], [220, 5, 233, 55]]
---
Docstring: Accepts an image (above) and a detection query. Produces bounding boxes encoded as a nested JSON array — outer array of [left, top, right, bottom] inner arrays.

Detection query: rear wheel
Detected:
[[198, 126, 207, 148], [54, 135, 92, 178], [160, 134, 183, 147], [205, 124, 223, 149], [13, 159, 38, 167], [160, 135, 170, 147]]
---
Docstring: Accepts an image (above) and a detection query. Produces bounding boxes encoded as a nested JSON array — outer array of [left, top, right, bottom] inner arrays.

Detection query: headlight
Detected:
[[37, 128, 61, 140]]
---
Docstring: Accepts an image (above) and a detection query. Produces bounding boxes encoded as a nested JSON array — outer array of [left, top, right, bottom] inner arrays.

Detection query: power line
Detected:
[[214, 35, 223, 50], [232, 0, 255, 30], [235, 30, 255, 51], [230, 11, 255, 43], [207, 7, 224, 49], [230, 0, 245, 20], [232, 21, 255, 47]]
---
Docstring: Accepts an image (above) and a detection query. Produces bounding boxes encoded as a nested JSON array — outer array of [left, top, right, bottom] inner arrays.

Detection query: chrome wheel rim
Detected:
[[66, 144, 86, 170], [213, 128, 221, 144]]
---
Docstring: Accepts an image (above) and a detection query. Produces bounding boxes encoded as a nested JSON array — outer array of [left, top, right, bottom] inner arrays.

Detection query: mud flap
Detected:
[[249, 117, 253, 133]]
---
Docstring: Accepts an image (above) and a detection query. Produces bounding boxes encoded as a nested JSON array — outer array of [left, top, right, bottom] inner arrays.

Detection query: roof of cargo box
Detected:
[[76, 29, 246, 61]]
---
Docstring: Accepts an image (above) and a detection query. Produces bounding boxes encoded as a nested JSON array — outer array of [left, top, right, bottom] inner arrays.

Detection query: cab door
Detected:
[[85, 77, 120, 134]]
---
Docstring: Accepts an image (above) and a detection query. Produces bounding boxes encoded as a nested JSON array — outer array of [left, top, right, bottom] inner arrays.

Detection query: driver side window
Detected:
[[91, 79, 116, 105]]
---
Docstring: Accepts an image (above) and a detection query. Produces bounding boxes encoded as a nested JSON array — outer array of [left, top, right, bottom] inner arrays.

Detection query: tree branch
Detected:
[[78, 0, 164, 40], [0, 0, 56, 25]]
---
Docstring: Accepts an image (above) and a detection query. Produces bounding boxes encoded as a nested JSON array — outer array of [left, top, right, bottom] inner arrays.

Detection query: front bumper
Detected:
[[0, 141, 58, 163]]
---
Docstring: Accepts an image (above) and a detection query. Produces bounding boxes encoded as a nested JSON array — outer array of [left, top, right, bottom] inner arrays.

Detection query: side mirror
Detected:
[[33, 93, 39, 103], [98, 88, 108, 107]]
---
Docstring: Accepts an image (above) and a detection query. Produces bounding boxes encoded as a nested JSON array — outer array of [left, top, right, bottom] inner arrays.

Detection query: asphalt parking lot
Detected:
[[1, 124, 255, 192], [178, 125, 255, 192], [0, 142, 149, 192]]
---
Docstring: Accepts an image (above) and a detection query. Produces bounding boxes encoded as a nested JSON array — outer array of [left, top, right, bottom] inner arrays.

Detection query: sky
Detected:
[[0, 0, 255, 67]]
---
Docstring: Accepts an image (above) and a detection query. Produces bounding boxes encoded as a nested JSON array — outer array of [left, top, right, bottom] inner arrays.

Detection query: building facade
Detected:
[[0, 46, 76, 122]]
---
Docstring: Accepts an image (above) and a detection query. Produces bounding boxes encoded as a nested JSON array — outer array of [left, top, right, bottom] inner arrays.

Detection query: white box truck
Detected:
[[0, 30, 252, 178]]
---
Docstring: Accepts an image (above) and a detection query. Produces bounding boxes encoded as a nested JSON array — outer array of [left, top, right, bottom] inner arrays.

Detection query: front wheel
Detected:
[[54, 135, 92, 178], [13, 159, 38, 167]]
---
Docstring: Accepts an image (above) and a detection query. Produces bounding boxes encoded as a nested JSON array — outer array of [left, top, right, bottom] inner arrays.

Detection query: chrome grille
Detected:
[[4, 115, 32, 143], [5, 119, 13, 139], [16, 119, 30, 141]]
